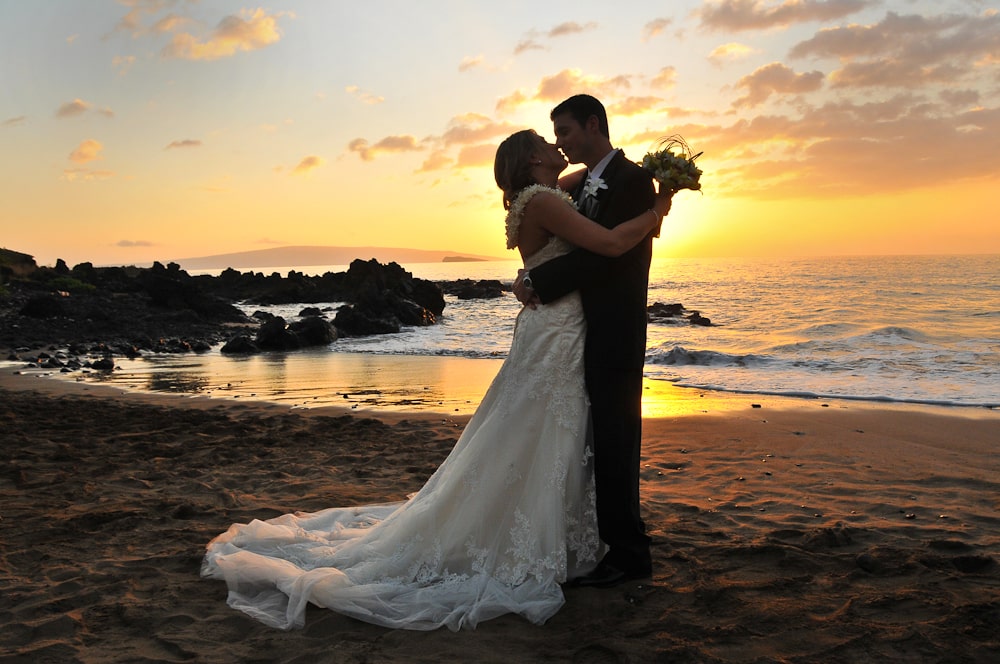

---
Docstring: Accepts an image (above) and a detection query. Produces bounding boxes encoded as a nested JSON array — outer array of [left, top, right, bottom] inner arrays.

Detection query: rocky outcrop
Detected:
[[0, 248, 38, 280], [329, 259, 444, 335], [647, 302, 715, 326], [438, 279, 507, 300], [1, 253, 448, 361]]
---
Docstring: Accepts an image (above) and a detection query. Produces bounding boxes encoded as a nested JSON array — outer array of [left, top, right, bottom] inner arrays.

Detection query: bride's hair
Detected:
[[494, 129, 540, 210]]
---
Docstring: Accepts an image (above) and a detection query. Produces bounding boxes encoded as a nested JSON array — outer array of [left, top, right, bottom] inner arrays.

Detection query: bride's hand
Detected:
[[513, 269, 540, 309]]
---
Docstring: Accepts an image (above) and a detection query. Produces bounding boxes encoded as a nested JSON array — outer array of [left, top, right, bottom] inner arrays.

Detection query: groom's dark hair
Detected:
[[550, 94, 610, 138]]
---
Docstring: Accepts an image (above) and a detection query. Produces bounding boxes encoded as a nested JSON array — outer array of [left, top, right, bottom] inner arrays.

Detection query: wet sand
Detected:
[[1, 372, 998, 663]]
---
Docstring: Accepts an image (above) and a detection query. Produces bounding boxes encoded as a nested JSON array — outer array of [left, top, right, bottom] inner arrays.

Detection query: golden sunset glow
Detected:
[[2, 1, 998, 267]]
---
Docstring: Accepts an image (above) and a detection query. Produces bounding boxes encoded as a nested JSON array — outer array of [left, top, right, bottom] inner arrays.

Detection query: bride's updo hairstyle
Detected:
[[494, 129, 540, 210]]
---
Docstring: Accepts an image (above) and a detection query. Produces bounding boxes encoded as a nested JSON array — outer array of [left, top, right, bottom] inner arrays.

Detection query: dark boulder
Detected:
[[90, 357, 115, 371], [256, 317, 301, 351], [647, 302, 715, 326], [333, 306, 401, 336], [289, 316, 337, 346], [20, 294, 67, 319], [221, 334, 259, 354], [647, 302, 684, 319], [688, 311, 713, 326], [445, 279, 506, 300], [343, 259, 444, 317]]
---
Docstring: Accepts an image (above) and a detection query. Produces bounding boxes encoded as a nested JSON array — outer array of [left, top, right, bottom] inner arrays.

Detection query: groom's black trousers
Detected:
[[585, 363, 652, 573]]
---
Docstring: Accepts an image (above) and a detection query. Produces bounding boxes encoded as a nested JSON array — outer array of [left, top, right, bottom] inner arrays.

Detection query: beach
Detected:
[[2, 371, 998, 663]]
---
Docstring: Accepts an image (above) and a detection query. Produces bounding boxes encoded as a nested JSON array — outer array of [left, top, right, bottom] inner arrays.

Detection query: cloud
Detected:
[[2, 116, 26, 127], [496, 89, 529, 115], [69, 139, 104, 164], [548, 22, 597, 38], [165, 139, 202, 149], [789, 11, 1000, 89], [699, 0, 871, 31], [150, 13, 190, 34], [62, 168, 114, 182], [829, 60, 963, 88], [542, 70, 631, 101], [643, 18, 672, 42], [56, 99, 113, 118], [347, 114, 517, 170], [514, 38, 545, 55], [609, 97, 663, 116], [940, 88, 980, 107], [116, 239, 155, 247], [495, 69, 633, 115], [347, 135, 422, 161], [709, 42, 758, 66], [688, 91, 1000, 199], [459, 55, 485, 72], [733, 62, 824, 107], [440, 113, 517, 146], [292, 155, 325, 175], [417, 151, 453, 173], [345, 85, 385, 105], [514, 21, 597, 54], [454, 143, 498, 169], [651, 66, 678, 90], [56, 99, 90, 118], [162, 8, 289, 61], [114, 0, 174, 37], [113, 55, 136, 76]]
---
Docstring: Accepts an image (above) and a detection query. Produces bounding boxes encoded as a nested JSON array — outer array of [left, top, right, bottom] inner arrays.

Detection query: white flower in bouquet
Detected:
[[639, 135, 703, 191]]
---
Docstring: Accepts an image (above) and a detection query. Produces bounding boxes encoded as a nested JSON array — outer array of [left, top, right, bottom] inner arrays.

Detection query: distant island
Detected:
[[172, 246, 506, 271]]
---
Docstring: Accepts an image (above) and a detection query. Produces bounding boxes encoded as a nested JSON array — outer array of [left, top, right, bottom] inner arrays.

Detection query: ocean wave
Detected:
[[646, 346, 771, 368], [794, 322, 862, 338], [654, 377, 999, 410], [865, 325, 929, 342]]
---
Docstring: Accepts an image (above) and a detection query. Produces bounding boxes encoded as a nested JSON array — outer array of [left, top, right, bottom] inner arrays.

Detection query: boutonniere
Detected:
[[582, 176, 607, 198]]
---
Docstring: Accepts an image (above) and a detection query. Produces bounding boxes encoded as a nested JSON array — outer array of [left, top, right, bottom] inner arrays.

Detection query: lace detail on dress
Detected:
[[504, 184, 574, 250], [489, 279, 587, 437], [496, 189, 591, 435]]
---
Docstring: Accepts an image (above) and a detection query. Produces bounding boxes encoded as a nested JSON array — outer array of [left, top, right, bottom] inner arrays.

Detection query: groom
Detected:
[[515, 94, 663, 587]]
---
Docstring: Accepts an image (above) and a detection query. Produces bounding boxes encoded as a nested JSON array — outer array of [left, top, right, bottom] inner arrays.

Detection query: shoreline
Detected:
[[2, 369, 998, 662], [5, 352, 998, 421]]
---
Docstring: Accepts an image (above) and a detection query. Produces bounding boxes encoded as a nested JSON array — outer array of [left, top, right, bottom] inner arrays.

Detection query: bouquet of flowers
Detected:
[[639, 135, 703, 191]]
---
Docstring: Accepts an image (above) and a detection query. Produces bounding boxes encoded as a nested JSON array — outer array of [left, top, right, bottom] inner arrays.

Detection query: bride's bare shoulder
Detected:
[[522, 188, 570, 215]]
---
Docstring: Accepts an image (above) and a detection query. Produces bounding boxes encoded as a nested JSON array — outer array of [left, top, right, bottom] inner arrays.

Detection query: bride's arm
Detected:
[[526, 187, 673, 257]]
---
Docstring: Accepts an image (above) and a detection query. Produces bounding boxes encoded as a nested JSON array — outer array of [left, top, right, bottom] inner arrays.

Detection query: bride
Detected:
[[201, 129, 673, 631]]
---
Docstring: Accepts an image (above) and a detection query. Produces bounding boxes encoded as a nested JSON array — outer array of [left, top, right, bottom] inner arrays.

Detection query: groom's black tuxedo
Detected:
[[528, 150, 655, 574]]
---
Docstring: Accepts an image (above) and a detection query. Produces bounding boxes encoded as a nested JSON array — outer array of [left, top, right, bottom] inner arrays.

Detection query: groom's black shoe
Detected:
[[570, 561, 651, 589]]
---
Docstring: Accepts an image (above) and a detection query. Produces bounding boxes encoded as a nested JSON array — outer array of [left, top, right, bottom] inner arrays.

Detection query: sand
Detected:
[[1, 371, 998, 663]]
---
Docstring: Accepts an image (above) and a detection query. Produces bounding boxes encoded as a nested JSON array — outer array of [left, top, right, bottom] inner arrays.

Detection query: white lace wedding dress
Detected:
[[201, 185, 600, 631]]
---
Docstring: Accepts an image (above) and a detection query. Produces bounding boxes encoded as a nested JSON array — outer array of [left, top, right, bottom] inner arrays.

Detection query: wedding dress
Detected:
[[201, 185, 600, 631]]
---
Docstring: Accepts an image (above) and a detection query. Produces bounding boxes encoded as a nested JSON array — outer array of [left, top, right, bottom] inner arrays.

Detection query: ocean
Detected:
[[18, 254, 1000, 413]]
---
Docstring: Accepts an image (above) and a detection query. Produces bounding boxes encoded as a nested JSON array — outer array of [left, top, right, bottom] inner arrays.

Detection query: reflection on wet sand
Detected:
[[56, 349, 505, 415], [16, 347, 763, 417]]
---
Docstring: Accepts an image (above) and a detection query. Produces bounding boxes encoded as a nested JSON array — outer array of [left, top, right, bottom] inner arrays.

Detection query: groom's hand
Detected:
[[513, 269, 540, 309]]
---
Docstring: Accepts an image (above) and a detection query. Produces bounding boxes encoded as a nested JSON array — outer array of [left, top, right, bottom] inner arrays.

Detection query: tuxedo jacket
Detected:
[[530, 151, 656, 370]]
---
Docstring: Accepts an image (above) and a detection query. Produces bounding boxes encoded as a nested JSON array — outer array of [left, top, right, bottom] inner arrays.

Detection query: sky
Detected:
[[2, 0, 999, 268]]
